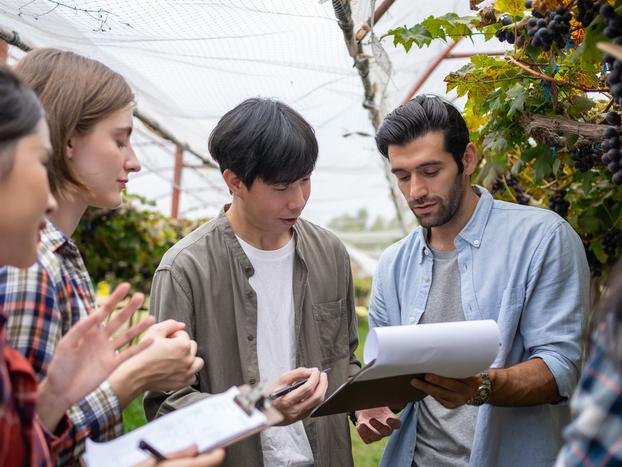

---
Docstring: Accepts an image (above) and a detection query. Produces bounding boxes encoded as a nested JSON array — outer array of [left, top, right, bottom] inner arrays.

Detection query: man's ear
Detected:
[[222, 169, 245, 197], [462, 143, 478, 176]]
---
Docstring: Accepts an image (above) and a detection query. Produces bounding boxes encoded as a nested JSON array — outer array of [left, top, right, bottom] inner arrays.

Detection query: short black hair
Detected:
[[0, 65, 43, 180], [208, 98, 318, 187], [375, 95, 469, 173]]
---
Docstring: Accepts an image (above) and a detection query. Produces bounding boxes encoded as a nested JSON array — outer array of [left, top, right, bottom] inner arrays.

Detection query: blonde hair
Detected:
[[15, 48, 134, 197]]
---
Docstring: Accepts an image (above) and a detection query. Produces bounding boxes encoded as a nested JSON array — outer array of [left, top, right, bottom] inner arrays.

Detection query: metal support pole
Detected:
[[401, 40, 461, 104], [171, 145, 183, 219], [355, 0, 397, 42]]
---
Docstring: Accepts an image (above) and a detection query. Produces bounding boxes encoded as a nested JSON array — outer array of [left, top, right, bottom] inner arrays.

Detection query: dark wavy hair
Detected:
[[375, 95, 470, 173], [0, 65, 44, 180]]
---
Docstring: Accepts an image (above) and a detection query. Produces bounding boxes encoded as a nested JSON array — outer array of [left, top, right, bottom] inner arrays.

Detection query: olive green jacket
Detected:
[[144, 208, 360, 467]]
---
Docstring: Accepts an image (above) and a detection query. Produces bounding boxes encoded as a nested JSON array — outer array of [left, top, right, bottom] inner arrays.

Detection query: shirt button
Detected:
[[474, 240, 480, 246], [247, 335, 254, 341], [424, 249, 429, 256]]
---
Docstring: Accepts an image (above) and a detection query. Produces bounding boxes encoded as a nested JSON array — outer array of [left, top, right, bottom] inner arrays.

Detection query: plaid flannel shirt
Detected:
[[556, 324, 622, 467], [0, 311, 72, 467], [0, 221, 122, 466]]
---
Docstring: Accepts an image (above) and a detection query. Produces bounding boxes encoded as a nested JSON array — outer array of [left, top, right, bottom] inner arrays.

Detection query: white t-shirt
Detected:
[[236, 235, 314, 467]]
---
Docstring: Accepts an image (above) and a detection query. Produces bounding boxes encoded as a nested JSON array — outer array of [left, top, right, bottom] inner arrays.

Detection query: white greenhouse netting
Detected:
[[0, 0, 503, 227]]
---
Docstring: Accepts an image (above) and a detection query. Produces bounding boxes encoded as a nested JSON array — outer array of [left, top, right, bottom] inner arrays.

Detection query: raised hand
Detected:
[[108, 319, 205, 407], [37, 282, 154, 431]]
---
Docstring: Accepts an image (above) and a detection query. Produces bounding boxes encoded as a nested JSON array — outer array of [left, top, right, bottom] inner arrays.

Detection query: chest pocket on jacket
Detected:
[[312, 299, 349, 364]]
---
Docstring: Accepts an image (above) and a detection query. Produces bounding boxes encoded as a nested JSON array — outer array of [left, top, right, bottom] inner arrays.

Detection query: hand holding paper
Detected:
[[312, 320, 501, 417]]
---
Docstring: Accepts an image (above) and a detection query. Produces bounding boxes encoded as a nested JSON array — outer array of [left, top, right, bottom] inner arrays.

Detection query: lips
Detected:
[[413, 203, 436, 214], [281, 217, 299, 225]]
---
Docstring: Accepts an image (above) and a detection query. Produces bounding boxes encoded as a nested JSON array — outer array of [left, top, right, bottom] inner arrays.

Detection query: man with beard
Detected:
[[353, 95, 589, 467]]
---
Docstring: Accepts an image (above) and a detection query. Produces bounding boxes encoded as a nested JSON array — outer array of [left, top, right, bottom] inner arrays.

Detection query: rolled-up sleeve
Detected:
[[521, 221, 589, 400]]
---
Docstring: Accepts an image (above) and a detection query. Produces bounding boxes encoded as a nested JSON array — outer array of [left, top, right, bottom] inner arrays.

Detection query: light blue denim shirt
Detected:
[[370, 187, 590, 467]]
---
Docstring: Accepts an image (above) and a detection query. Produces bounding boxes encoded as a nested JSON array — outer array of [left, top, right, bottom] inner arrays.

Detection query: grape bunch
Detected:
[[548, 191, 570, 218], [602, 5, 622, 105], [602, 229, 622, 259], [601, 112, 622, 185], [577, 0, 600, 27], [526, 5, 572, 51], [601, 4, 622, 41], [496, 16, 516, 44], [570, 145, 597, 172], [584, 245, 603, 277], [506, 175, 530, 205]]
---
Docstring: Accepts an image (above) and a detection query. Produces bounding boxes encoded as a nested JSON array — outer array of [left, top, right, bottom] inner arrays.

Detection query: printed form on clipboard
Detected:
[[83, 386, 282, 467]]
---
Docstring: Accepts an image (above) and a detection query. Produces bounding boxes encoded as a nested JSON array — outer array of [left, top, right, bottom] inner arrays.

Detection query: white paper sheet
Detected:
[[83, 387, 267, 467], [358, 320, 501, 381]]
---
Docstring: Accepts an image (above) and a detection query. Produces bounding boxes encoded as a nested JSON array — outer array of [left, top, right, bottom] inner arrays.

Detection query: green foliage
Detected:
[[386, 0, 622, 282], [387, 14, 479, 50], [73, 194, 207, 293], [354, 276, 372, 303], [122, 396, 148, 433]]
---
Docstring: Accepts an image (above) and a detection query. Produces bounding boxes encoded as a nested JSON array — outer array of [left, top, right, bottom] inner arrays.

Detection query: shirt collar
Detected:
[[216, 204, 306, 274], [415, 185, 494, 263], [40, 220, 77, 255]]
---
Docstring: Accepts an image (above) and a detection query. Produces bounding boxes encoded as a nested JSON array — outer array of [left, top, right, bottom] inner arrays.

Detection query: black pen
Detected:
[[138, 439, 168, 462], [268, 368, 331, 401]]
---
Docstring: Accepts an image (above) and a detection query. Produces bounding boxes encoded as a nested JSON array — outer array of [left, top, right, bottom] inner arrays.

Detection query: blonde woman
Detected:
[[0, 49, 204, 465], [0, 63, 155, 467]]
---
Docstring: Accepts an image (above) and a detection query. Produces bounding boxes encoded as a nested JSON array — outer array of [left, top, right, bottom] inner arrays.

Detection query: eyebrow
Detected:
[[390, 160, 443, 174]]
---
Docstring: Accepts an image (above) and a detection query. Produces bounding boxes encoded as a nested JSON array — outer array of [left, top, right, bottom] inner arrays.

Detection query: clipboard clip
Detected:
[[234, 383, 270, 416]]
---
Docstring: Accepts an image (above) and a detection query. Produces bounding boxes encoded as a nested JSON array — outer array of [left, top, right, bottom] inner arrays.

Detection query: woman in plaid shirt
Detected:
[[556, 259, 622, 467], [0, 64, 156, 466], [0, 49, 207, 465]]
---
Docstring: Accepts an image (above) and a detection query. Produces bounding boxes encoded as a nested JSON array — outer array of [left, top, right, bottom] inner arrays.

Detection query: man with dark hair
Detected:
[[354, 95, 589, 467], [144, 98, 359, 467]]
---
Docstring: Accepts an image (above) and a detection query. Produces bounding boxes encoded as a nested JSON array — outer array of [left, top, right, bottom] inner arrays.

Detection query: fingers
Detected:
[[387, 416, 402, 430], [111, 314, 154, 349], [116, 337, 154, 366], [98, 283, 131, 318], [147, 319, 186, 338], [410, 374, 474, 409], [60, 308, 104, 345], [158, 446, 225, 467], [355, 407, 401, 444], [182, 448, 225, 467], [276, 367, 313, 386], [281, 368, 320, 406], [189, 356, 204, 374], [357, 423, 384, 444], [369, 418, 393, 437], [164, 444, 198, 459], [104, 293, 145, 337]]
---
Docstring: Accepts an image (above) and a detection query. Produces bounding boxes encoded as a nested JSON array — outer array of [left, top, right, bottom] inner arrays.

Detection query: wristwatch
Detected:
[[467, 371, 492, 406]]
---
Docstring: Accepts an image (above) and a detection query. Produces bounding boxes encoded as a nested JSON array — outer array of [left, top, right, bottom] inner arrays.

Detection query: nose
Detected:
[[409, 175, 428, 202], [287, 184, 307, 212], [125, 145, 141, 173], [46, 192, 58, 215]]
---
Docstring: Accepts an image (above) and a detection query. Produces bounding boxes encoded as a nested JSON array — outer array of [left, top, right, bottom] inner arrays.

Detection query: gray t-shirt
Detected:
[[413, 248, 478, 467]]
